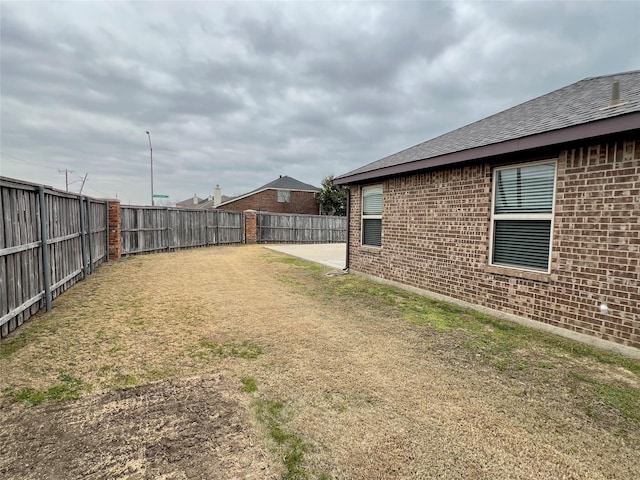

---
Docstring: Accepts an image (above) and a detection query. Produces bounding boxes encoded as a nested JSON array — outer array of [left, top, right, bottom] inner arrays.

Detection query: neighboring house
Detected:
[[334, 71, 640, 355], [176, 194, 207, 208], [177, 186, 230, 209], [203, 175, 320, 214]]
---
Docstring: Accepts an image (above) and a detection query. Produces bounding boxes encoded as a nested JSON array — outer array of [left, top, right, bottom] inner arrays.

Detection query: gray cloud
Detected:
[[1, 1, 638, 204]]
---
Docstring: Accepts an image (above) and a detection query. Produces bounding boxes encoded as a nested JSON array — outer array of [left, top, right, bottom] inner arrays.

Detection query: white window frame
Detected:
[[488, 159, 557, 274], [361, 184, 382, 248], [277, 190, 290, 203]]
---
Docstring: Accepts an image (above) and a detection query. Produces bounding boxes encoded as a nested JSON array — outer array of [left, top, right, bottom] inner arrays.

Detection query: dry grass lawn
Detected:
[[1, 245, 639, 479]]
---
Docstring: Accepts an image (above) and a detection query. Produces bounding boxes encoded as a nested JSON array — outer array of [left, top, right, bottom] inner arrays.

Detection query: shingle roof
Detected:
[[176, 195, 206, 207], [201, 176, 319, 209], [336, 71, 640, 182], [249, 175, 320, 193]]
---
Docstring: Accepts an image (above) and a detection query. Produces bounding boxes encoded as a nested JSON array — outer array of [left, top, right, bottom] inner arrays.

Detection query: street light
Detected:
[[146, 130, 154, 206]]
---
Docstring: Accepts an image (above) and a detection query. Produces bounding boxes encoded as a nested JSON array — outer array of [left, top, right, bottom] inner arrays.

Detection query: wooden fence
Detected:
[[121, 206, 243, 256], [0, 177, 108, 338], [257, 212, 347, 243]]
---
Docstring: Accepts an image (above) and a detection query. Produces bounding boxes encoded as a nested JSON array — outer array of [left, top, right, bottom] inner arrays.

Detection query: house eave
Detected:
[[334, 112, 640, 185]]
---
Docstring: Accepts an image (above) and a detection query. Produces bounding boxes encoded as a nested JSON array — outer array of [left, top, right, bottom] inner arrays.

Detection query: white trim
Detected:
[[361, 184, 383, 248], [489, 159, 557, 274]]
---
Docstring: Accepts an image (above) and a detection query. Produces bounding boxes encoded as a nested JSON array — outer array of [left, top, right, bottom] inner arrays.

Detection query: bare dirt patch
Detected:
[[1, 245, 639, 479], [1, 373, 273, 480]]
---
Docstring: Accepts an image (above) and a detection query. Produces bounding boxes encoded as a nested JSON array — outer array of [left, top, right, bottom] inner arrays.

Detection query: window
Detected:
[[362, 185, 382, 247], [490, 161, 556, 272], [277, 190, 290, 202]]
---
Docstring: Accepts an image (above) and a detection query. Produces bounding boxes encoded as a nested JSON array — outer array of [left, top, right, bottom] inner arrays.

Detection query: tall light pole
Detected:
[[146, 130, 154, 206]]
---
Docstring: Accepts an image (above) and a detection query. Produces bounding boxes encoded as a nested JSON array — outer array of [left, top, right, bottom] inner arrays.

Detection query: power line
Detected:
[[1, 152, 112, 198], [0, 152, 58, 171]]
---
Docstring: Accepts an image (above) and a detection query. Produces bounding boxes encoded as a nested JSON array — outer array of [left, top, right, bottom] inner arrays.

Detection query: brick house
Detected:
[[334, 71, 640, 356], [203, 176, 320, 215]]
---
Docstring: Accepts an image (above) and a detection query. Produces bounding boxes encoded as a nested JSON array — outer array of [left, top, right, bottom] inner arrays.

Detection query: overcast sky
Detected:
[[1, 1, 638, 205]]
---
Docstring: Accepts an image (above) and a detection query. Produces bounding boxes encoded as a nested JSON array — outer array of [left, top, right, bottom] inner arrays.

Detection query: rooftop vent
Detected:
[[602, 80, 628, 109], [610, 81, 621, 106]]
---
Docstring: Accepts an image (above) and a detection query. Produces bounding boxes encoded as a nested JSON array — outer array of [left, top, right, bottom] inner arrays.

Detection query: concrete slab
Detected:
[[264, 243, 346, 270]]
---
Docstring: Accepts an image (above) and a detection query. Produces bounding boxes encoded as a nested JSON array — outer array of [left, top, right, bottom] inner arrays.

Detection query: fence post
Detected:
[[86, 198, 94, 273], [38, 186, 52, 312], [107, 200, 121, 260], [204, 210, 210, 246], [78, 196, 88, 278], [216, 210, 221, 245], [243, 210, 257, 244], [166, 208, 172, 250], [104, 201, 109, 262]]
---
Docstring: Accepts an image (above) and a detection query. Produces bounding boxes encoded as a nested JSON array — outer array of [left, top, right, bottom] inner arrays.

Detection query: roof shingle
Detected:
[[337, 71, 640, 181]]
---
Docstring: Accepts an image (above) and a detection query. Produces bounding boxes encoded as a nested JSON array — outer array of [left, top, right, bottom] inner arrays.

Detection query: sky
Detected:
[[1, 1, 639, 205]]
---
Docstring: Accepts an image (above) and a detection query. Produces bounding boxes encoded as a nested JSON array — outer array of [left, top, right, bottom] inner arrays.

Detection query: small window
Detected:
[[362, 185, 382, 247], [490, 161, 556, 272], [277, 190, 290, 202]]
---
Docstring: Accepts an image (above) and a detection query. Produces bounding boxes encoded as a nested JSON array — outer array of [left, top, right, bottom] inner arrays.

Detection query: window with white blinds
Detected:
[[490, 161, 556, 272], [362, 185, 382, 247]]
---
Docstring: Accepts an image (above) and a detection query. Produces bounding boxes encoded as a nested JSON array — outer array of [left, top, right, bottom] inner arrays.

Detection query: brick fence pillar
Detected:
[[244, 210, 257, 244], [108, 200, 121, 260]]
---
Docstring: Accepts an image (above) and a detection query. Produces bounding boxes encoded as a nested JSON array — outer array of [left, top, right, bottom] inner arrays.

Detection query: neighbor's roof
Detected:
[[335, 70, 640, 185], [250, 175, 320, 193], [208, 175, 319, 209], [176, 195, 206, 207]]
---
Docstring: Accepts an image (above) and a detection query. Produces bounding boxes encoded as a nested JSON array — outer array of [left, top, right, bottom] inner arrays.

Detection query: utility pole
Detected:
[[58, 169, 74, 191], [79, 173, 88, 194], [146, 130, 154, 206]]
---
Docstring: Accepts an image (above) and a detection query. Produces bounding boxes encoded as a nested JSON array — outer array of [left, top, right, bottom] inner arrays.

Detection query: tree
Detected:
[[318, 175, 347, 216]]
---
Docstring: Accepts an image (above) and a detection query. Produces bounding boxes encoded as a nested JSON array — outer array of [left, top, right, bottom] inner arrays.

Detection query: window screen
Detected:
[[491, 162, 555, 272], [362, 185, 382, 247]]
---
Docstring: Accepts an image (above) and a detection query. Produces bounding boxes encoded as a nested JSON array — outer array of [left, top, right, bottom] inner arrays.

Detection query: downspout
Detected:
[[344, 187, 350, 271]]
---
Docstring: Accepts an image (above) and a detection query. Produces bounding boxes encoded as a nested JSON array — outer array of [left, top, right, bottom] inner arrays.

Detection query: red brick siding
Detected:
[[244, 210, 257, 244], [218, 189, 319, 215], [107, 200, 121, 260], [348, 137, 640, 350]]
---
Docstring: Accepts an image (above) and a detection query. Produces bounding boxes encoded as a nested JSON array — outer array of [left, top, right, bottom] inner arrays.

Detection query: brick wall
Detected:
[[108, 200, 121, 260], [348, 136, 640, 351], [218, 189, 319, 215], [244, 210, 257, 244]]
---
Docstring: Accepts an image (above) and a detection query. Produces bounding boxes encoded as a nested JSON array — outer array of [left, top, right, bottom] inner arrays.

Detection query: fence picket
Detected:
[[120, 206, 243, 256], [256, 212, 346, 244], [0, 177, 108, 338]]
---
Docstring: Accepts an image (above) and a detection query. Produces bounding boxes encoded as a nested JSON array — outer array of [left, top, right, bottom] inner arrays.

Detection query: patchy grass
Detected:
[[7, 371, 85, 407], [2, 247, 639, 478], [194, 340, 264, 360], [240, 376, 258, 393], [572, 373, 640, 423], [273, 253, 640, 426], [255, 399, 308, 480], [0, 332, 29, 359]]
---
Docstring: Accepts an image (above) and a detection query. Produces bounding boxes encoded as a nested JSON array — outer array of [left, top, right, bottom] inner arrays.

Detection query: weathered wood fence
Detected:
[[0, 177, 108, 338], [256, 212, 347, 243], [1, 176, 346, 339], [121, 206, 243, 256]]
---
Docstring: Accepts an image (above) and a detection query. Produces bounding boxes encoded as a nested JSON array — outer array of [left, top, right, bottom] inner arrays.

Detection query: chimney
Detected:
[[214, 184, 222, 206], [193, 193, 198, 205]]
